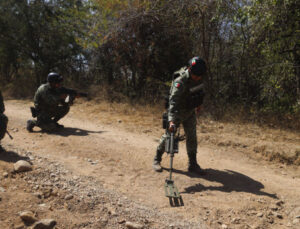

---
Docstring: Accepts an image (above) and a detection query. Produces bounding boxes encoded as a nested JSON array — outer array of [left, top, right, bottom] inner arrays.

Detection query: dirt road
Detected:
[[1, 100, 300, 229]]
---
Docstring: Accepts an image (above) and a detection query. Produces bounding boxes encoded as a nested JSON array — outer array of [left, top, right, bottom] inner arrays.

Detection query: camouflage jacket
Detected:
[[0, 90, 5, 114], [168, 67, 204, 122], [34, 83, 64, 111]]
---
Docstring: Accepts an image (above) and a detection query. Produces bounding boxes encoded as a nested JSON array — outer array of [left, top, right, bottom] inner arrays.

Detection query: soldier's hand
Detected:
[[169, 121, 176, 132]]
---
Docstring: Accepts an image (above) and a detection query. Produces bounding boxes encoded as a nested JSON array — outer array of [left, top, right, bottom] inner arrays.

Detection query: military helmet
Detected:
[[188, 57, 207, 76], [47, 72, 63, 83]]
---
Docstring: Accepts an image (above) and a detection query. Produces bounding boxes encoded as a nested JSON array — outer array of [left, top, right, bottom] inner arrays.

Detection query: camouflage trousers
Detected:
[[156, 112, 197, 160], [34, 105, 70, 131], [0, 113, 8, 140]]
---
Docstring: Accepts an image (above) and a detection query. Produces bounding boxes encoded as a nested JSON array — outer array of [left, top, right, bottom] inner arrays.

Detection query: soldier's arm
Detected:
[[168, 79, 184, 122]]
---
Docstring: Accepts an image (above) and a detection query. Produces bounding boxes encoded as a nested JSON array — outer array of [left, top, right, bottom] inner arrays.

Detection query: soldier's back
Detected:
[[34, 83, 60, 108]]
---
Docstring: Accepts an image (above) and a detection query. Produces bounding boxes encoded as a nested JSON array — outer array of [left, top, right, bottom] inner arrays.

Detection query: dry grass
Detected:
[[214, 105, 300, 132], [75, 97, 163, 134], [73, 97, 300, 166], [1, 77, 36, 99]]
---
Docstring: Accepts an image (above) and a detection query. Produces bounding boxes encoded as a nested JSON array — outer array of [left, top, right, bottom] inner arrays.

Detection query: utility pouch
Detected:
[[165, 134, 179, 154], [162, 112, 168, 129]]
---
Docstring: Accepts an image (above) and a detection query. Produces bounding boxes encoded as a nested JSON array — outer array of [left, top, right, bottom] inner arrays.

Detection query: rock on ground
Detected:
[[32, 219, 56, 229], [14, 160, 32, 172], [125, 221, 144, 229], [19, 210, 37, 224]]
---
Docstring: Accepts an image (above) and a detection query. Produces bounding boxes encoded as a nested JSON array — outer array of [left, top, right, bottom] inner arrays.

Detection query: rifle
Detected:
[[59, 87, 88, 105], [29, 88, 88, 118], [163, 113, 184, 206]]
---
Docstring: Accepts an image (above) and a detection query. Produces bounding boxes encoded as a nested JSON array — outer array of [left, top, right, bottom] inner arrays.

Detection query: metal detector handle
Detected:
[[170, 132, 174, 156]]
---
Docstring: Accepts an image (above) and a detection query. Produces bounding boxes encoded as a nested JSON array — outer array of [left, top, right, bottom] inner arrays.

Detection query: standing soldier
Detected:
[[26, 72, 70, 132], [0, 90, 8, 148], [153, 57, 207, 175]]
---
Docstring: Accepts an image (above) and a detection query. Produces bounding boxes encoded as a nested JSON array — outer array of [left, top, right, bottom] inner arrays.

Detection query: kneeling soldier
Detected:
[[27, 72, 70, 132]]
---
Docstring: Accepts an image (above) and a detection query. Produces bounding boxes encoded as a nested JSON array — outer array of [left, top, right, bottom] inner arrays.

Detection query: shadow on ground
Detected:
[[51, 127, 105, 137], [0, 146, 30, 163], [164, 167, 278, 199], [32, 127, 105, 137]]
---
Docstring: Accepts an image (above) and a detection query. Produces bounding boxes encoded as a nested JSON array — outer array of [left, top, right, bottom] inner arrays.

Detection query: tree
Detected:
[[0, 0, 90, 85]]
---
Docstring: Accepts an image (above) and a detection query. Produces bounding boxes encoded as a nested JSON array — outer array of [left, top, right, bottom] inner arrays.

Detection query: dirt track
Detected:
[[0, 99, 300, 229]]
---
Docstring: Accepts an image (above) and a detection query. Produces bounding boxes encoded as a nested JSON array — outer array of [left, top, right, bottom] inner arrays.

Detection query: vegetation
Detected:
[[0, 0, 299, 124]]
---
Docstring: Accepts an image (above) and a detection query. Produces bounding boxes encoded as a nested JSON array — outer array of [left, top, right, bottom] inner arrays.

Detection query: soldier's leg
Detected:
[[153, 133, 167, 172], [182, 113, 205, 175], [27, 107, 38, 132], [36, 112, 57, 132], [156, 133, 167, 161], [182, 113, 197, 159], [0, 114, 8, 151], [53, 105, 70, 123], [0, 114, 8, 140]]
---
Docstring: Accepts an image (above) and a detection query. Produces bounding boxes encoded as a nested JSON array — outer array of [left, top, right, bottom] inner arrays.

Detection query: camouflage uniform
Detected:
[[155, 67, 204, 169], [0, 90, 8, 141], [30, 83, 70, 131]]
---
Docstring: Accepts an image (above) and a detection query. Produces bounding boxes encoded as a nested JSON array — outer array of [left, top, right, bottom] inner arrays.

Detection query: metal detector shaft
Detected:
[[169, 132, 175, 180], [164, 131, 183, 205]]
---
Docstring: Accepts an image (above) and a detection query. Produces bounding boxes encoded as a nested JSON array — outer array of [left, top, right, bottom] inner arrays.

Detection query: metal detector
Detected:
[[164, 131, 184, 206]]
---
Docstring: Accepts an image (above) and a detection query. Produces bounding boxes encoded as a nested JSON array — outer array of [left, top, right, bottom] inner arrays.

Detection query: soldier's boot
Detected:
[[152, 150, 163, 172], [26, 120, 36, 132], [188, 153, 206, 175]]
